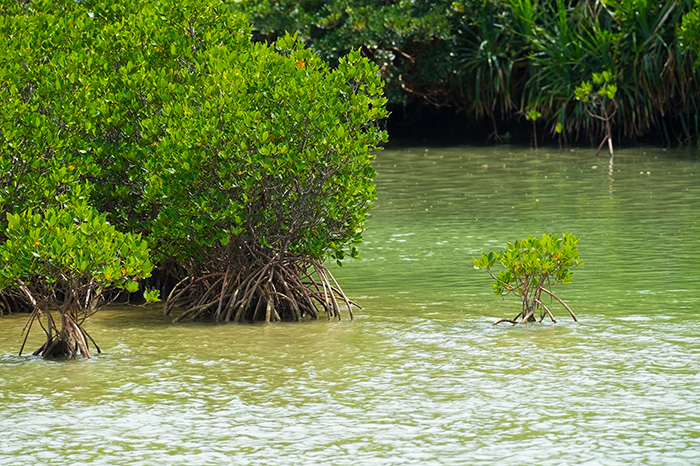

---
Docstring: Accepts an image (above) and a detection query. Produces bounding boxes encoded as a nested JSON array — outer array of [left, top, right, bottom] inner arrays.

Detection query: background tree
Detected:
[[233, 0, 453, 106], [232, 0, 700, 145], [680, 0, 700, 67]]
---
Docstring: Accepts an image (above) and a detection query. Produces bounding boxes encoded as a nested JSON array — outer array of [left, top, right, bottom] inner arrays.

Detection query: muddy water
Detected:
[[1, 145, 699, 465]]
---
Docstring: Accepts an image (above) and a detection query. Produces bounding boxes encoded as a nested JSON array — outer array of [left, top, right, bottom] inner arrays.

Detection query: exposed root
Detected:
[[494, 290, 574, 325], [20, 308, 101, 359], [16, 281, 105, 359], [535, 298, 557, 323], [167, 254, 358, 323]]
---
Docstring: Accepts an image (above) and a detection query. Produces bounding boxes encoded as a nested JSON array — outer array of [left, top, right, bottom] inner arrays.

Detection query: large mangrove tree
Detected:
[[1, 0, 388, 344]]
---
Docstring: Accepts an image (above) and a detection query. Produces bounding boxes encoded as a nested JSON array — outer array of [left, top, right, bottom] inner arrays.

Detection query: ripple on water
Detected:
[[2, 146, 700, 465], [1, 310, 700, 465]]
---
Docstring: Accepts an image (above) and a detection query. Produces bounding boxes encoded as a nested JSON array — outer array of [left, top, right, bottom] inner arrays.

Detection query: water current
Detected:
[[1, 145, 699, 465]]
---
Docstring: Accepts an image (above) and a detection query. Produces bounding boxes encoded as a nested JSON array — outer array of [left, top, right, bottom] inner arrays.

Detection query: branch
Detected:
[[483, 268, 523, 297]]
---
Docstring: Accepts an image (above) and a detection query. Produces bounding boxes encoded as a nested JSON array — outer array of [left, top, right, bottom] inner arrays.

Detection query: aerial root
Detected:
[[494, 290, 575, 325], [540, 288, 578, 322], [20, 309, 100, 359], [167, 256, 357, 323], [535, 299, 557, 323]]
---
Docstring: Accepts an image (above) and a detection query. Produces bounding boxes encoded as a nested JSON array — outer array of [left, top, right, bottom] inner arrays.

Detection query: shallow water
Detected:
[[1, 145, 699, 465]]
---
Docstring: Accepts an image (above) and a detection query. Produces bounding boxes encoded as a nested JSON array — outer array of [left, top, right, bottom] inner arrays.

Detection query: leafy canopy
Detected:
[[141, 31, 389, 266], [0, 201, 154, 301], [0, 0, 388, 268]]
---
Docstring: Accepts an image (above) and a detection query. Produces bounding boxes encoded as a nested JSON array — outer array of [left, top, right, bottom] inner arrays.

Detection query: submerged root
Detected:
[[493, 290, 575, 325], [167, 255, 359, 323]]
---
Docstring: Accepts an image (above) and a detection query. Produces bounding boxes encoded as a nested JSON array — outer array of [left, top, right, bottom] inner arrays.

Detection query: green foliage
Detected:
[[473, 233, 582, 324], [514, 0, 698, 145], [576, 70, 617, 103], [574, 70, 618, 156], [1, 0, 387, 325], [231, 0, 454, 105], [680, 0, 700, 67], [1, 0, 386, 265], [0, 201, 156, 358], [233, 0, 700, 144], [451, 0, 529, 129], [525, 108, 542, 122], [574, 70, 618, 124], [141, 32, 388, 267], [0, 202, 153, 293], [146, 29, 388, 321]]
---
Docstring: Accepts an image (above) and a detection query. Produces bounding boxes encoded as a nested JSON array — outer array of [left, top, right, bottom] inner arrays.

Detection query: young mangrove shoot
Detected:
[[473, 233, 582, 325]]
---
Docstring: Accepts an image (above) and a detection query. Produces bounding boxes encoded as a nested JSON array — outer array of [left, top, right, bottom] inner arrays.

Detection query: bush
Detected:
[[0, 201, 155, 358], [1, 0, 388, 326], [141, 31, 390, 322], [473, 233, 582, 325]]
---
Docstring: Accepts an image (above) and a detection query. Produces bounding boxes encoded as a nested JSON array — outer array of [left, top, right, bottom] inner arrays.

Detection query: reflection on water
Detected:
[[1, 145, 699, 465]]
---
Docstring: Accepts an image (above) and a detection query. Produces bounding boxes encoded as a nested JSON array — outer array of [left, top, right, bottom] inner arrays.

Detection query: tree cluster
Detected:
[[0, 0, 388, 357]]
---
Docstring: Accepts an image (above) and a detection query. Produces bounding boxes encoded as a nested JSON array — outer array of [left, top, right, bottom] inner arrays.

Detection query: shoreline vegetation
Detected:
[[2, 0, 700, 357], [234, 0, 700, 146], [0, 0, 387, 357]]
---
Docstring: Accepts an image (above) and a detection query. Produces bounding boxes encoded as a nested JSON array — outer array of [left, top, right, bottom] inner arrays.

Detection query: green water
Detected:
[[1, 145, 699, 465]]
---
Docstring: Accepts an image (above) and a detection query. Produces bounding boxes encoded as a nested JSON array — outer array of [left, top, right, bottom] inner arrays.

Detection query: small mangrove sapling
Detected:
[[525, 108, 541, 149], [0, 202, 158, 358], [473, 233, 582, 325], [575, 71, 618, 158]]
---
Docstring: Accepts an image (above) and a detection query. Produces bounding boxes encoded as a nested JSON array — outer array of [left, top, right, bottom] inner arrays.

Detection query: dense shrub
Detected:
[[1, 0, 387, 346], [233, 0, 700, 145]]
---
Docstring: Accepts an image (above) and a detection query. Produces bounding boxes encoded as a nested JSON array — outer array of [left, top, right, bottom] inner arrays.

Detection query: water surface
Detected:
[[1, 145, 699, 465]]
